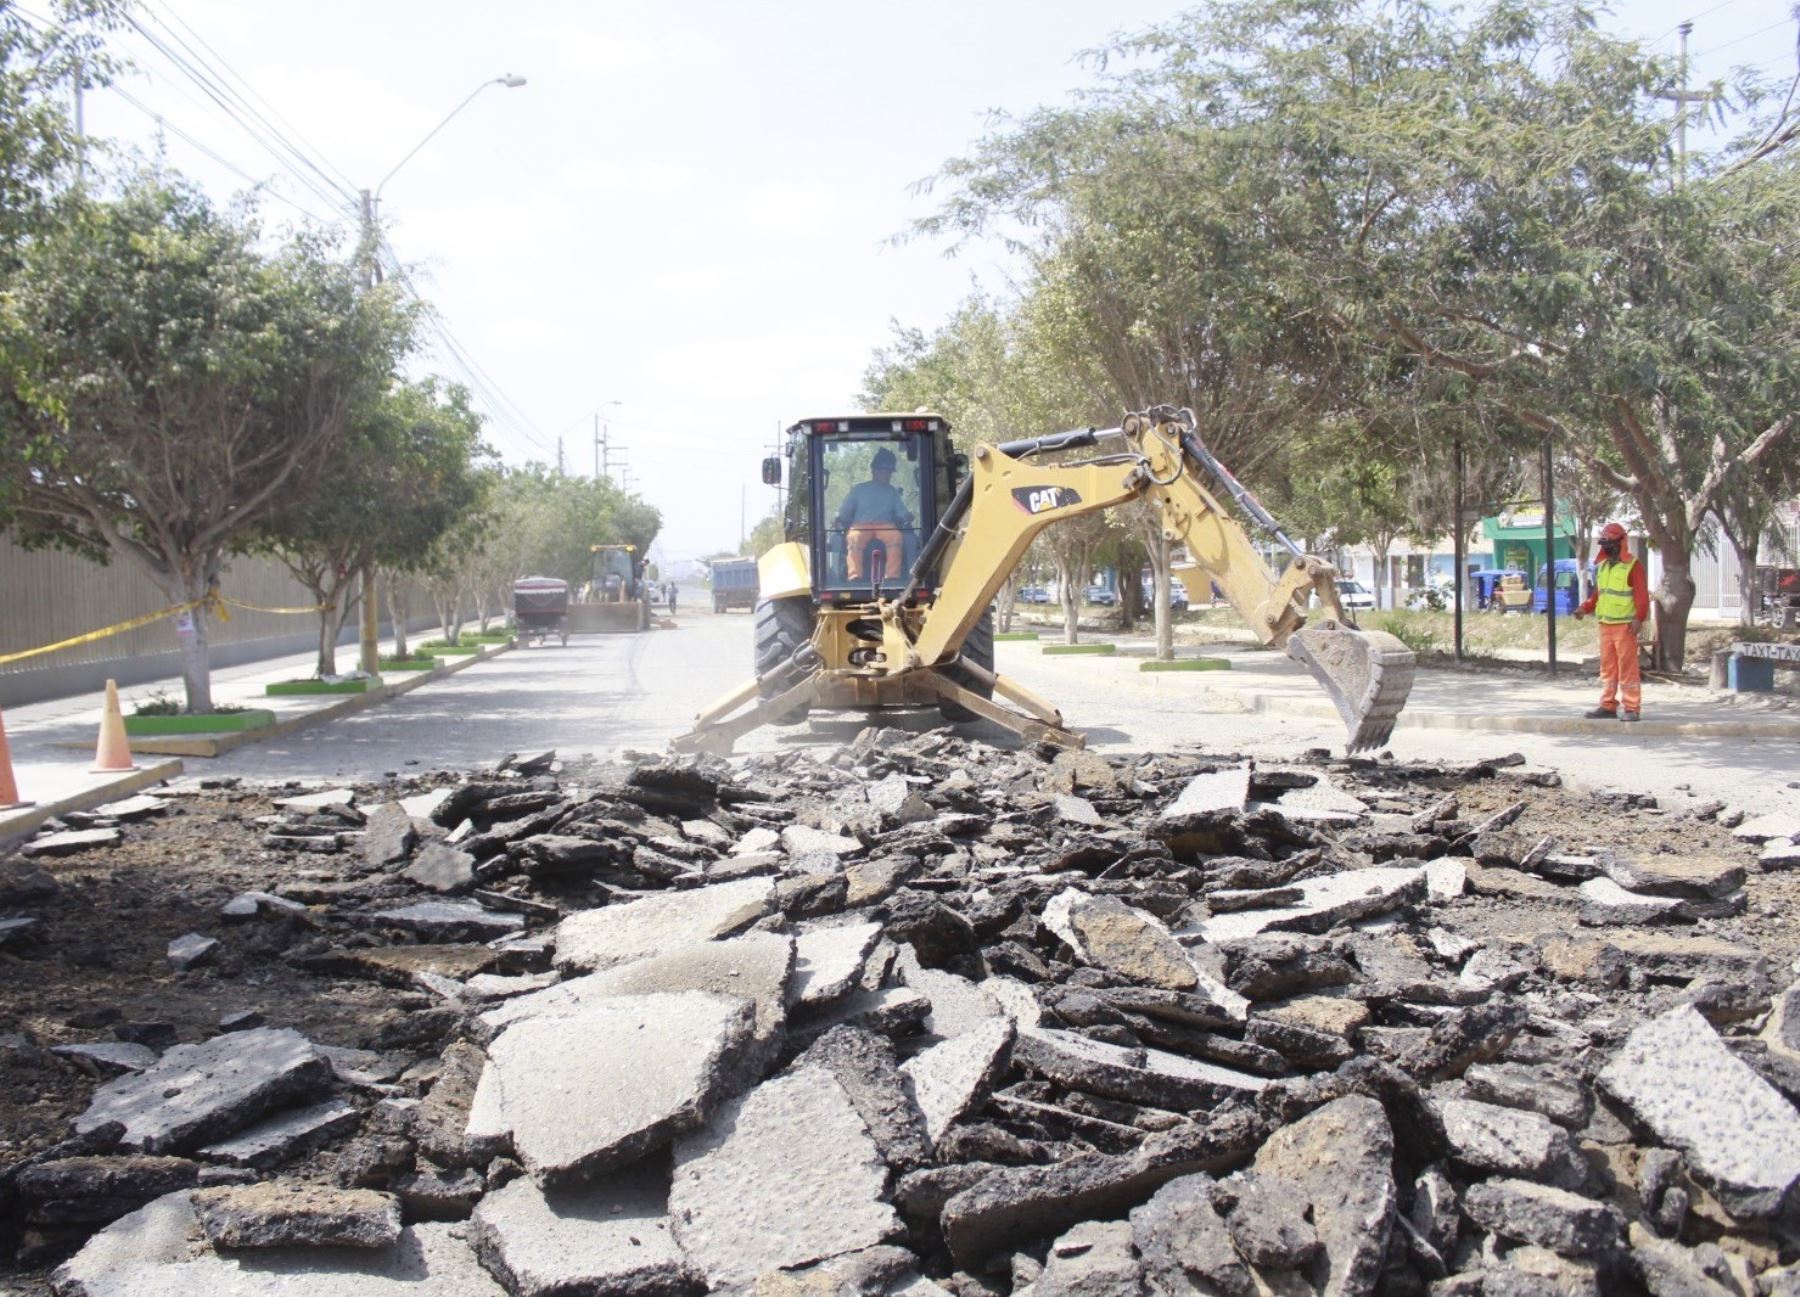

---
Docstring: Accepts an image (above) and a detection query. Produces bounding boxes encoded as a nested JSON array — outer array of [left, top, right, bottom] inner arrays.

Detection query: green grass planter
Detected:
[[125, 709, 276, 735], [1139, 657, 1232, 673], [379, 657, 440, 673], [994, 632, 1040, 642], [265, 678, 376, 696], [421, 644, 481, 657], [1042, 643, 1117, 656]]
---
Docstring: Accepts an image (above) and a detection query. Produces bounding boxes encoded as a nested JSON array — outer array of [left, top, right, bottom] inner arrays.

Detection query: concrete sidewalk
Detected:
[[1166, 640, 1800, 741], [0, 642, 509, 842]]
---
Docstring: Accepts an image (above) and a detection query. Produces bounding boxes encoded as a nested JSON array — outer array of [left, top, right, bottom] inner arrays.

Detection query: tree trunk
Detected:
[[1730, 528, 1760, 629], [1151, 532, 1174, 661], [175, 563, 217, 713], [1055, 564, 1081, 644], [388, 581, 410, 660], [1573, 523, 1593, 601], [1372, 543, 1392, 611], [1654, 548, 1696, 671], [317, 604, 338, 678], [998, 574, 1017, 634]]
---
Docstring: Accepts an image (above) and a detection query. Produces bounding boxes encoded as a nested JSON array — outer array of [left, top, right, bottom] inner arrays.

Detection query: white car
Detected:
[[1335, 579, 1376, 612]]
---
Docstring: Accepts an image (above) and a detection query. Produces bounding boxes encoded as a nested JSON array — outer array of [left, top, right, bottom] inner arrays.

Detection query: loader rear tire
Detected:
[[938, 607, 995, 724], [753, 596, 814, 725]]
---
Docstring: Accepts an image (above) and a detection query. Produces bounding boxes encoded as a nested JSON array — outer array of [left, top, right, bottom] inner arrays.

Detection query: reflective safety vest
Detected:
[[1595, 558, 1638, 623]]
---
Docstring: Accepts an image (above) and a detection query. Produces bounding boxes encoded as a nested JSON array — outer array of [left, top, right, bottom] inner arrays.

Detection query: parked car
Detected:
[[1017, 585, 1051, 604], [1335, 579, 1376, 612], [1141, 577, 1190, 610], [1084, 584, 1117, 606]]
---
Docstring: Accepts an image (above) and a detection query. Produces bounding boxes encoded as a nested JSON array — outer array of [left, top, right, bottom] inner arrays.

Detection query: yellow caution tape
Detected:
[[0, 592, 329, 668], [216, 596, 331, 616], [0, 600, 202, 667]]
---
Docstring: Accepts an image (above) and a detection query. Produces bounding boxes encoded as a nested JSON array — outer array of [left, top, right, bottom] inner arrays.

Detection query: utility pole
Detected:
[[1657, 23, 1719, 185], [1542, 434, 1558, 677], [557, 436, 565, 475], [357, 188, 382, 676], [1453, 435, 1465, 663], [741, 486, 747, 551], [593, 414, 604, 480], [73, 60, 85, 188]]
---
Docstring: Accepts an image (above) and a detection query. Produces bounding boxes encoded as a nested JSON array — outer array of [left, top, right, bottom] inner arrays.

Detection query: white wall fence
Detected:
[[0, 535, 436, 707]]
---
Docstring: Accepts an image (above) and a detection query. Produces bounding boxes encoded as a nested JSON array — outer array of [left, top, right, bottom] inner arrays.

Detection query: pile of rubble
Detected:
[[7, 731, 1800, 1296]]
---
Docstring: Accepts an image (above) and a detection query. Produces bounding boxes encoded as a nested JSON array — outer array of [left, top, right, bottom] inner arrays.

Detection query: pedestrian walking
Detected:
[[1572, 522, 1650, 722], [667, 582, 677, 614]]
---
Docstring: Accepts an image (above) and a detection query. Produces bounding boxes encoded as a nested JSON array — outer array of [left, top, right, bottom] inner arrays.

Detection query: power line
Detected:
[[105, 86, 344, 224], [150, 0, 361, 197], [119, 8, 354, 219], [1693, 15, 1800, 59]]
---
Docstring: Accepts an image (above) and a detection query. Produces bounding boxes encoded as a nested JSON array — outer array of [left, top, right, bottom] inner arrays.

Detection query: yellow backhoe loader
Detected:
[[568, 544, 652, 634], [673, 406, 1413, 755]]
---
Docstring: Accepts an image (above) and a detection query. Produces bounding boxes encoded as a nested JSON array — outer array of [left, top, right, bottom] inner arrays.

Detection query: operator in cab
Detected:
[[834, 447, 914, 582], [1572, 521, 1651, 722]]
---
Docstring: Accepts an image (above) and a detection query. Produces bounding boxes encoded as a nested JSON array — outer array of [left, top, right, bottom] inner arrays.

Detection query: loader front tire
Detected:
[[937, 607, 995, 724], [753, 596, 814, 725]]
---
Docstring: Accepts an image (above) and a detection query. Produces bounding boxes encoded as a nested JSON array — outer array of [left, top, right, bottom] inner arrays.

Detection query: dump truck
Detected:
[[711, 557, 759, 613], [674, 407, 1413, 755], [567, 543, 651, 634]]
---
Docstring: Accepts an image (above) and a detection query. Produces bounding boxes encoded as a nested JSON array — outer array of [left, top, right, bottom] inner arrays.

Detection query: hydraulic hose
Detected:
[[898, 426, 1115, 605]]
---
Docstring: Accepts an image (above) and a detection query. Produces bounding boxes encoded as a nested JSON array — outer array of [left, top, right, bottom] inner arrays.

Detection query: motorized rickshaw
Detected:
[[512, 576, 570, 647]]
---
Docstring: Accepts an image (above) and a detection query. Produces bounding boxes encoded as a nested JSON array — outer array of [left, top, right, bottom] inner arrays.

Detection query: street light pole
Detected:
[[355, 74, 526, 673]]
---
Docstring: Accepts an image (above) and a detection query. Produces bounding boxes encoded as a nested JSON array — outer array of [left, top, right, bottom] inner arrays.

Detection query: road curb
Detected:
[[1211, 685, 1800, 741], [0, 758, 186, 848], [53, 641, 515, 759]]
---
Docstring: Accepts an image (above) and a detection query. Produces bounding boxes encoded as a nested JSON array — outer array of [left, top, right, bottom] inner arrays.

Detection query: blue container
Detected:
[[1729, 654, 1776, 693]]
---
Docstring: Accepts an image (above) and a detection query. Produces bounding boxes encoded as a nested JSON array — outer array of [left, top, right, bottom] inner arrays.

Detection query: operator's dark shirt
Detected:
[[834, 480, 912, 529]]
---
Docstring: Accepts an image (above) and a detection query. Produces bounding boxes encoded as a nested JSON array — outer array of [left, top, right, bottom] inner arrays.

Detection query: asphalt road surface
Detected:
[[200, 593, 1798, 807]]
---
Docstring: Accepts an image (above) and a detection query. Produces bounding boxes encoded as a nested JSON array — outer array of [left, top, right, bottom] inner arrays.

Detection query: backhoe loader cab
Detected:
[[774, 415, 961, 600]]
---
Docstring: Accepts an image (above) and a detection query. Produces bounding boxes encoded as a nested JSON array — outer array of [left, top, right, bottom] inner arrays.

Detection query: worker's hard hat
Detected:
[[1599, 522, 1627, 542]]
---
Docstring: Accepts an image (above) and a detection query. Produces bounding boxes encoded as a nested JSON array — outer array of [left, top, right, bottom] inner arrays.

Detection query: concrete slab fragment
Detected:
[[191, 1182, 400, 1249], [479, 931, 793, 1059], [1161, 766, 1250, 817], [1189, 866, 1428, 943], [52, 1191, 503, 1295], [1042, 889, 1198, 991], [670, 1065, 901, 1285], [25, 828, 122, 857], [1600, 1005, 1800, 1217], [467, 990, 756, 1186], [1013, 1027, 1266, 1109], [469, 1166, 696, 1297], [275, 788, 358, 812], [372, 900, 524, 942], [553, 877, 775, 974], [198, 1099, 361, 1170], [74, 1027, 331, 1154], [1253, 1095, 1394, 1297], [792, 921, 883, 1007], [902, 1020, 1014, 1149], [781, 825, 863, 856]]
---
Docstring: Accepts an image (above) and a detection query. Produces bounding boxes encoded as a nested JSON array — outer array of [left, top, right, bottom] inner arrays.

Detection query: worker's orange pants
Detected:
[[846, 525, 903, 581], [1597, 620, 1642, 714]]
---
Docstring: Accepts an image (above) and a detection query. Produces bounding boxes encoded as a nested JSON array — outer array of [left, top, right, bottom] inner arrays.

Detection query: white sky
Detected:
[[75, 0, 1800, 564]]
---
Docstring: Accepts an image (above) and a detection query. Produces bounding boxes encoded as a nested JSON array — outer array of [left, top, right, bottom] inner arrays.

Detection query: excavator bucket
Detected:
[[1285, 621, 1416, 753]]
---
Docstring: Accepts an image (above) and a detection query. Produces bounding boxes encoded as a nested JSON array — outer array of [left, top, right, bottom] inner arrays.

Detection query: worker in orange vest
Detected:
[[1572, 522, 1651, 721]]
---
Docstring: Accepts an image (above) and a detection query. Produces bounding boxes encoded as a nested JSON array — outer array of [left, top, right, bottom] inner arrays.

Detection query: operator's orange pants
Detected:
[[1597, 620, 1642, 714], [846, 525, 902, 581]]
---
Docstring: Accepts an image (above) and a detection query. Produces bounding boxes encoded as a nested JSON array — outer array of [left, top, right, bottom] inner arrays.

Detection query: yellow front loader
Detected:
[[674, 407, 1413, 755], [568, 543, 652, 634]]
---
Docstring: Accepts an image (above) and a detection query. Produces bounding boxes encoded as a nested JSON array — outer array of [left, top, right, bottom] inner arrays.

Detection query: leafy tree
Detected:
[[256, 379, 489, 675], [746, 510, 785, 557], [920, 0, 1800, 667], [0, 175, 414, 709], [0, 1, 120, 260]]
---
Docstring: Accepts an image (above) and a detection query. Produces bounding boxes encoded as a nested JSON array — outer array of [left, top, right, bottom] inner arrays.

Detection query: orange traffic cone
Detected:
[[0, 706, 30, 811], [91, 679, 138, 774]]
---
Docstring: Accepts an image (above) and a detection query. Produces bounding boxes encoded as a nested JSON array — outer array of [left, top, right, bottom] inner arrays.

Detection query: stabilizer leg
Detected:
[[671, 674, 824, 757], [916, 670, 1084, 749]]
